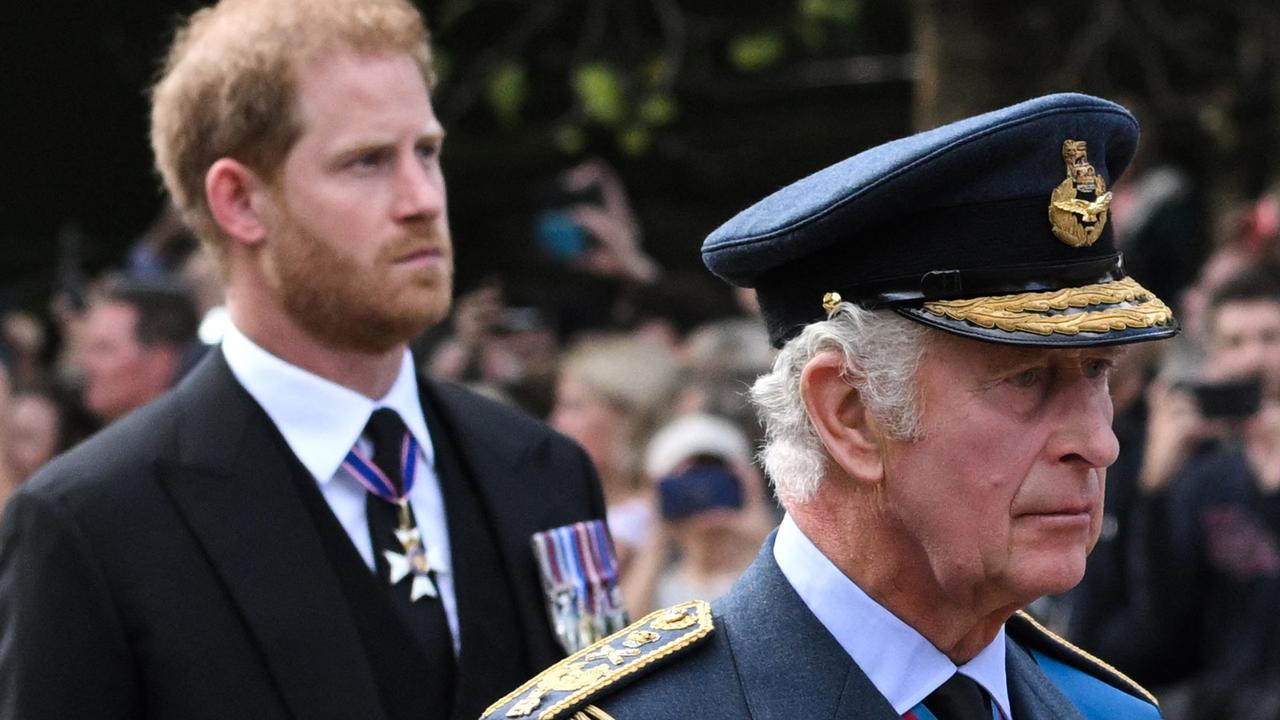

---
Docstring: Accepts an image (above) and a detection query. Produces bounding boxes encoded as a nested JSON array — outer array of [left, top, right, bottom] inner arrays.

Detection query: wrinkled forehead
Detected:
[[291, 48, 436, 120]]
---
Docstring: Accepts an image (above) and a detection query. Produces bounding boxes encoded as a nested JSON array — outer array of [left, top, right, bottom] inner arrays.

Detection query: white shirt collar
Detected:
[[221, 321, 435, 483], [774, 514, 1012, 719]]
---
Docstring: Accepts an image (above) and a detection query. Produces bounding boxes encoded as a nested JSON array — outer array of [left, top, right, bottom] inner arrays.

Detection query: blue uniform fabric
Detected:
[[486, 534, 1161, 720]]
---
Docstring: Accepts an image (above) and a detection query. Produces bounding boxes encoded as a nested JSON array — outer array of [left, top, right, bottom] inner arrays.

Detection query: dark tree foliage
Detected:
[[5, 0, 1278, 316]]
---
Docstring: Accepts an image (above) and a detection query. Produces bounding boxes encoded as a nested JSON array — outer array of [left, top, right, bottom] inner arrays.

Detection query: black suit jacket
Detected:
[[0, 350, 605, 720]]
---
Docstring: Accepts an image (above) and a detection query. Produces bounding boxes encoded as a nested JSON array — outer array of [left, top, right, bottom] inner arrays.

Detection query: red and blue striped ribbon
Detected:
[[531, 520, 627, 653], [341, 433, 419, 504]]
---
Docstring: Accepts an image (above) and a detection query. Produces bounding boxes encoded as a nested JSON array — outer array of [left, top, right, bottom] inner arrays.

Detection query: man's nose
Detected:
[[1237, 340, 1271, 378], [392, 155, 445, 222], [1049, 382, 1120, 469]]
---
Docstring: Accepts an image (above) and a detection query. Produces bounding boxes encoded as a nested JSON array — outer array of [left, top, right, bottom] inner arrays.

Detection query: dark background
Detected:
[[0, 1, 911, 318], [5, 0, 1280, 318]]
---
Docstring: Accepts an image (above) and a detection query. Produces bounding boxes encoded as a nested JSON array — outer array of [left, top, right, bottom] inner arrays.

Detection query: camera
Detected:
[[1180, 375, 1263, 419]]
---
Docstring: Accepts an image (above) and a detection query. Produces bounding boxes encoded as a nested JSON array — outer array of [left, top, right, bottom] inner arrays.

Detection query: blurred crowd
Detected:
[[1036, 158, 1280, 718], [5, 143, 1280, 719], [0, 158, 778, 626]]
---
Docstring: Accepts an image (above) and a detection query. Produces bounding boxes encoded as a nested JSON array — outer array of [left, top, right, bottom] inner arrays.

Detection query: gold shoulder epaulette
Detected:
[[481, 600, 715, 720], [1012, 610, 1158, 706]]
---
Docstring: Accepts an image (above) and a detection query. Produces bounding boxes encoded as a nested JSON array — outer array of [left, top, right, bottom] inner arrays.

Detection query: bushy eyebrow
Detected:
[[418, 123, 446, 143], [981, 345, 1125, 375], [327, 124, 446, 166]]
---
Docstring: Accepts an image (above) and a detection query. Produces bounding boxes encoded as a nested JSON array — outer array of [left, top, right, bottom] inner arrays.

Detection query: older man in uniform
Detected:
[[482, 94, 1172, 720]]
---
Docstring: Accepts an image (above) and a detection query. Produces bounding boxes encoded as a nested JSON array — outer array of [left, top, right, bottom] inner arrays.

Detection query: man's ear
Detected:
[[799, 349, 885, 485], [205, 158, 270, 246]]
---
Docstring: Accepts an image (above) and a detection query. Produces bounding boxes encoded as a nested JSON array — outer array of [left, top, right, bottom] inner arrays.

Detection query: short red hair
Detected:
[[149, 0, 435, 274]]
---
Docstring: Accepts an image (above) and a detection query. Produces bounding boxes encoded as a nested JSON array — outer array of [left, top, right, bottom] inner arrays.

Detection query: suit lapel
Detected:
[[421, 380, 566, 666], [160, 353, 386, 720], [1006, 635, 1085, 720], [715, 535, 900, 720]]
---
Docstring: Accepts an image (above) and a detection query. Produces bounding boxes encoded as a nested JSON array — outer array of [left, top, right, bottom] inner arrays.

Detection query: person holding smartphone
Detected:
[[1095, 262, 1280, 719], [621, 413, 773, 616]]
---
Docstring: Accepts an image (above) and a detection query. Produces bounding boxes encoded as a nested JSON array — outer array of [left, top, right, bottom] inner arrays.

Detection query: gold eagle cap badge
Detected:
[[1049, 139, 1113, 248]]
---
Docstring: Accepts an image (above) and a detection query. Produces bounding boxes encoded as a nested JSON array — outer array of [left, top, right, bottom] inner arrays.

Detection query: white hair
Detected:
[[749, 303, 932, 506]]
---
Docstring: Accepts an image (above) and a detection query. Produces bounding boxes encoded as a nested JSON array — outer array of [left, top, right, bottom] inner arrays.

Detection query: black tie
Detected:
[[922, 673, 991, 720], [362, 408, 456, 709]]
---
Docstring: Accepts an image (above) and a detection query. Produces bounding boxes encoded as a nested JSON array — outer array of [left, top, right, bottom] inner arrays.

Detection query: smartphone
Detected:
[[658, 464, 743, 521], [533, 179, 604, 262], [534, 210, 588, 261], [1182, 376, 1263, 419]]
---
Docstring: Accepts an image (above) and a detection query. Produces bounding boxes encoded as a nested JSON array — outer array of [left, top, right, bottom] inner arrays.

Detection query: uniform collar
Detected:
[[774, 514, 1012, 719], [220, 321, 435, 483]]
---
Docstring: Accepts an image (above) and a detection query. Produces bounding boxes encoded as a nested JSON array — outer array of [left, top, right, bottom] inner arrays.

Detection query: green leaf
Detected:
[[485, 61, 527, 127], [638, 94, 677, 126], [573, 63, 626, 126], [800, 0, 861, 25], [729, 33, 784, 72], [618, 126, 651, 156]]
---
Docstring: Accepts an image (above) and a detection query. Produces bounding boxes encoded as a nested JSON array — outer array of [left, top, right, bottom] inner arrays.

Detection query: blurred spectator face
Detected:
[[81, 300, 179, 422], [8, 392, 61, 481], [551, 374, 628, 479], [1179, 246, 1251, 340], [645, 414, 763, 537], [551, 334, 679, 496], [1207, 298, 1280, 393]]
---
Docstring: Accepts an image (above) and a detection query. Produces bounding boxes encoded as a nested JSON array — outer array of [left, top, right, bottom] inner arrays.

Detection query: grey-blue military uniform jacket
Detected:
[[481, 533, 1160, 720]]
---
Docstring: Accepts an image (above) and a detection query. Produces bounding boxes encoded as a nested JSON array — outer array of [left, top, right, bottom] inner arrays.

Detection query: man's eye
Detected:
[[416, 143, 440, 163], [1082, 358, 1113, 379], [350, 151, 387, 169], [1010, 368, 1043, 388]]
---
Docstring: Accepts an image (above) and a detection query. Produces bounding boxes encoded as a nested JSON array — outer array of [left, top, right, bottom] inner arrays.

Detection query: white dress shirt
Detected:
[[774, 514, 1012, 719], [221, 322, 460, 653]]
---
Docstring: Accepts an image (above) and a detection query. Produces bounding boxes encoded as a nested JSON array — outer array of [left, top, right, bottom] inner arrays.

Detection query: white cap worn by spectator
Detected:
[[645, 413, 751, 480]]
